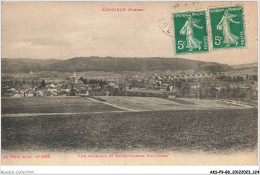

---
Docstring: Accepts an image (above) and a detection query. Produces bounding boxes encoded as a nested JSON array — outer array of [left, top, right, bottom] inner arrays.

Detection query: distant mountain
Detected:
[[2, 57, 232, 73], [231, 63, 258, 70], [228, 62, 257, 76], [2, 58, 59, 73]]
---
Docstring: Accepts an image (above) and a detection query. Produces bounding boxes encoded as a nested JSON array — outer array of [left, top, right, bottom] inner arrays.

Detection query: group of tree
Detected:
[[2, 79, 42, 87], [79, 77, 107, 88], [216, 75, 257, 82], [216, 75, 244, 82], [175, 80, 191, 97]]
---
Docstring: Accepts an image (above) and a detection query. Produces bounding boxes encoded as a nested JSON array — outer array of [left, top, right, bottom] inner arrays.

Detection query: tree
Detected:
[[40, 80, 46, 88], [79, 77, 88, 84], [69, 85, 76, 96], [181, 83, 191, 97]]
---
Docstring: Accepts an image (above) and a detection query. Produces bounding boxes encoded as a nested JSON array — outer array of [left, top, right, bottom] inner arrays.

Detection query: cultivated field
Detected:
[[2, 97, 123, 114], [1, 96, 257, 153], [2, 96, 249, 115], [97, 96, 250, 111]]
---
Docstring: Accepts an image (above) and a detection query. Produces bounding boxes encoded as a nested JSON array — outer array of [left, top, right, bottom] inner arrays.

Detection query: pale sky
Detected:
[[2, 1, 258, 65]]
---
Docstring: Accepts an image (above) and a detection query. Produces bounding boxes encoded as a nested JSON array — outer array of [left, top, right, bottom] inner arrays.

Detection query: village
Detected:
[[1, 70, 258, 106]]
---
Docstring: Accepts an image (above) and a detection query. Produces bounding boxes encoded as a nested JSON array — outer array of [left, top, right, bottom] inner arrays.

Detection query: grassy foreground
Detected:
[[1, 109, 257, 153]]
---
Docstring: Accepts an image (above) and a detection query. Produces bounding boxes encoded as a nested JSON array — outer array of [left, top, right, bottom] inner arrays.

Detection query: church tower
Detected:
[[72, 71, 77, 84]]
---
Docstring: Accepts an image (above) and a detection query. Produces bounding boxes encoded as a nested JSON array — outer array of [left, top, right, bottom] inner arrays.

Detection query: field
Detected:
[[2, 109, 257, 153], [2, 96, 249, 115], [2, 97, 123, 114], [96, 96, 249, 111], [1, 96, 258, 153]]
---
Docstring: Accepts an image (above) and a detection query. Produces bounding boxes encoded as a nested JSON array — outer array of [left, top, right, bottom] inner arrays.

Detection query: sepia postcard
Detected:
[[1, 1, 258, 168]]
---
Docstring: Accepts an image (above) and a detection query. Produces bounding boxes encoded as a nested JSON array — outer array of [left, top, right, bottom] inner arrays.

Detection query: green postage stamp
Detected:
[[173, 10, 209, 54], [209, 6, 246, 49], [172, 6, 246, 54]]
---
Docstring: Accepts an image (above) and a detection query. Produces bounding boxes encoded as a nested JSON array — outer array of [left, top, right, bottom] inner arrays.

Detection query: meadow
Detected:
[[98, 96, 247, 111], [2, 97, 123, 114], [1, 96, 257, 153]]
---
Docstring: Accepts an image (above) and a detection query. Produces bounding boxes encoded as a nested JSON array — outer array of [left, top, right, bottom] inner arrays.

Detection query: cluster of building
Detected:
[[2, 71, 122, 98], [2, 70, 258, 105], [124, 72, 258, 103]]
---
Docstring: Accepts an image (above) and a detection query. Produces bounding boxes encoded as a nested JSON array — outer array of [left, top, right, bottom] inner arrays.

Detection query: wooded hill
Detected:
[[2, 57, 232, 73]]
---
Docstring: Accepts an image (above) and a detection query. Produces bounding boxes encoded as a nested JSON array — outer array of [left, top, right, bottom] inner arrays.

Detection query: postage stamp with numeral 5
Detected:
[[209, 6, 246, 49], [172, 10, 209, 54]]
